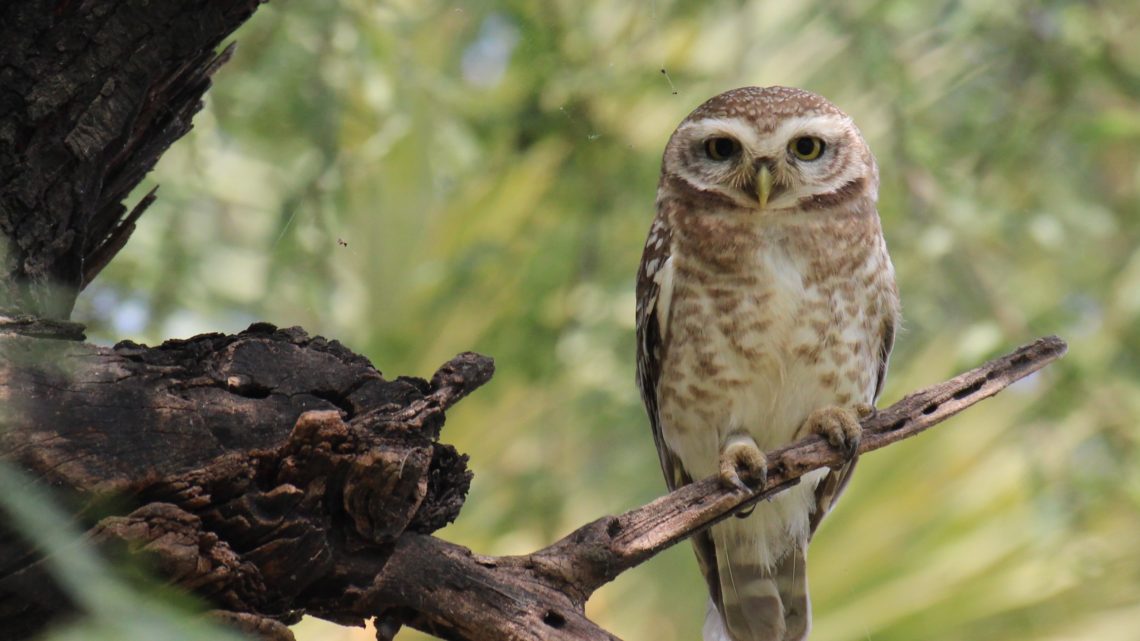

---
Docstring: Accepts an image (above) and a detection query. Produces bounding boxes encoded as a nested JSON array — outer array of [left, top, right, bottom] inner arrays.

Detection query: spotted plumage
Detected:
[[636, 86, 899, 641]]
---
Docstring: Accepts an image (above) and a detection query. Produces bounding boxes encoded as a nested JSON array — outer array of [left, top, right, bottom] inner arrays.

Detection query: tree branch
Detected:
[[0, 322, 1066, 641], [0, 325, 489, 640], [369, 335, 1067, 641]]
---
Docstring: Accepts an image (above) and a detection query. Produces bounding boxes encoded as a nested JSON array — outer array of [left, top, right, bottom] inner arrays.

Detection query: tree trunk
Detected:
[[0, 0, 261, 318]]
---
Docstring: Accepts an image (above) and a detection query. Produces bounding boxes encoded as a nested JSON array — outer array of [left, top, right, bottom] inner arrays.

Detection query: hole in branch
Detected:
[[310, 389, 355, 418], [606, 518, 622, 537], [922, 403, 938, 415], [952, 379, 984, 400], [224, 375, 271, 399], [543, 610, 567, 629]]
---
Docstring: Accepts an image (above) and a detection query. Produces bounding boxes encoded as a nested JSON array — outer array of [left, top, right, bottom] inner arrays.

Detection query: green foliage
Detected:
[[0, 465, 248, 641], [75, 0, 1140, 639]]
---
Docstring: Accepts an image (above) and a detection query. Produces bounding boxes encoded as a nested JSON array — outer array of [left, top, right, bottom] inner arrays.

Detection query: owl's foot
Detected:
[[719, 433, 768, 491], [801, 404, 871, 459]]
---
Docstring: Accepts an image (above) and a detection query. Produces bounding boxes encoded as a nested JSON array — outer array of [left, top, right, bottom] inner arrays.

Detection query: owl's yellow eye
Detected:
[[704, 137, 741, 161], [789, 136, 825, 161]]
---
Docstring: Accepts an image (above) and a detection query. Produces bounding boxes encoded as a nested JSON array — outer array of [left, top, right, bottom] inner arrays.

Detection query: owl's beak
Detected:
[[756, 165, 773, 209]]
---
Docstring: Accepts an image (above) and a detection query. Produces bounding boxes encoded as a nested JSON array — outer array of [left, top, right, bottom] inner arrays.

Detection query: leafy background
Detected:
[[67, 0, 1140, 639]]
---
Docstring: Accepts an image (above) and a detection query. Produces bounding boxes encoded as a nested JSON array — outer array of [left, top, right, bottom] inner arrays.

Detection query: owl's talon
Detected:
[[853, 402, 876, 420], [801, 406, 864, 459], [719, 434, 768, 490]]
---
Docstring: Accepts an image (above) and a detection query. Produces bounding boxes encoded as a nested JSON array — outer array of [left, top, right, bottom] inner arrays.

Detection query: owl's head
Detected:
[[661, 86, 878, 213]]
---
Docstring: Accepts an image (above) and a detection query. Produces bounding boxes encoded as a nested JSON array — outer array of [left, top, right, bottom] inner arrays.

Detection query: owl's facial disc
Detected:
[[667, 112, 869, 214]]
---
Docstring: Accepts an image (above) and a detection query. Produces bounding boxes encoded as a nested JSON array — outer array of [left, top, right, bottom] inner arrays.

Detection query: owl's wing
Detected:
[[635, 213, 726, 606], [635, 213, 679, 489], [808, 315, 897, 537], [873, 317, 897, 403]]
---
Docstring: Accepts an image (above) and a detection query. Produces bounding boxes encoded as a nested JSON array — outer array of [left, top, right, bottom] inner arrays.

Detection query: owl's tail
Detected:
[[703, 541, 811, 641]]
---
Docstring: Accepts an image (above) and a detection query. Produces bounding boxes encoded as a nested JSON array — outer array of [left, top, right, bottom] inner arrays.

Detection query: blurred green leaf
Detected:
[[0, 465, 247, 641]]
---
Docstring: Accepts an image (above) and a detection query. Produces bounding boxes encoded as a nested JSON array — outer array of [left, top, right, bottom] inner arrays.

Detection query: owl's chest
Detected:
[[658, 238, 887, 450]]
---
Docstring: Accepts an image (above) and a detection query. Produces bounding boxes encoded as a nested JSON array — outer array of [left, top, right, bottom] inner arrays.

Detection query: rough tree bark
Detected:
[[0, 0, 261, 318], [0, 2, 1070, 641], [0, 322, 489, 640]]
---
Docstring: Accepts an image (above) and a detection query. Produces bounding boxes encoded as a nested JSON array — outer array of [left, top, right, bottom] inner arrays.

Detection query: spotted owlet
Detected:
[[636, 86, 900, 641]]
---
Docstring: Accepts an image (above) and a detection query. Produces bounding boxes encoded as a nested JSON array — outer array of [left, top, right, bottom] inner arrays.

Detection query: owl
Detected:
[[636, 86, 899, 641]]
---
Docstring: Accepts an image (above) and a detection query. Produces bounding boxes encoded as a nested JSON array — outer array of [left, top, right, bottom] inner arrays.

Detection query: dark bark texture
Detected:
[[0, 322, 491, 640], [0, 0, 262, 318]]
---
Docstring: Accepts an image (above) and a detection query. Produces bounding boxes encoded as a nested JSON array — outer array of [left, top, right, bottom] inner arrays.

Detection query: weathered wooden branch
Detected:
[[0, 323, 491, 641], [0, 327, 1066, 641], [362, 335, 1068, 641]]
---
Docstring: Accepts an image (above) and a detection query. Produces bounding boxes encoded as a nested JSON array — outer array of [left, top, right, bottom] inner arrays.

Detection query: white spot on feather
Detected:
[[645, 258, 660, 277]]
